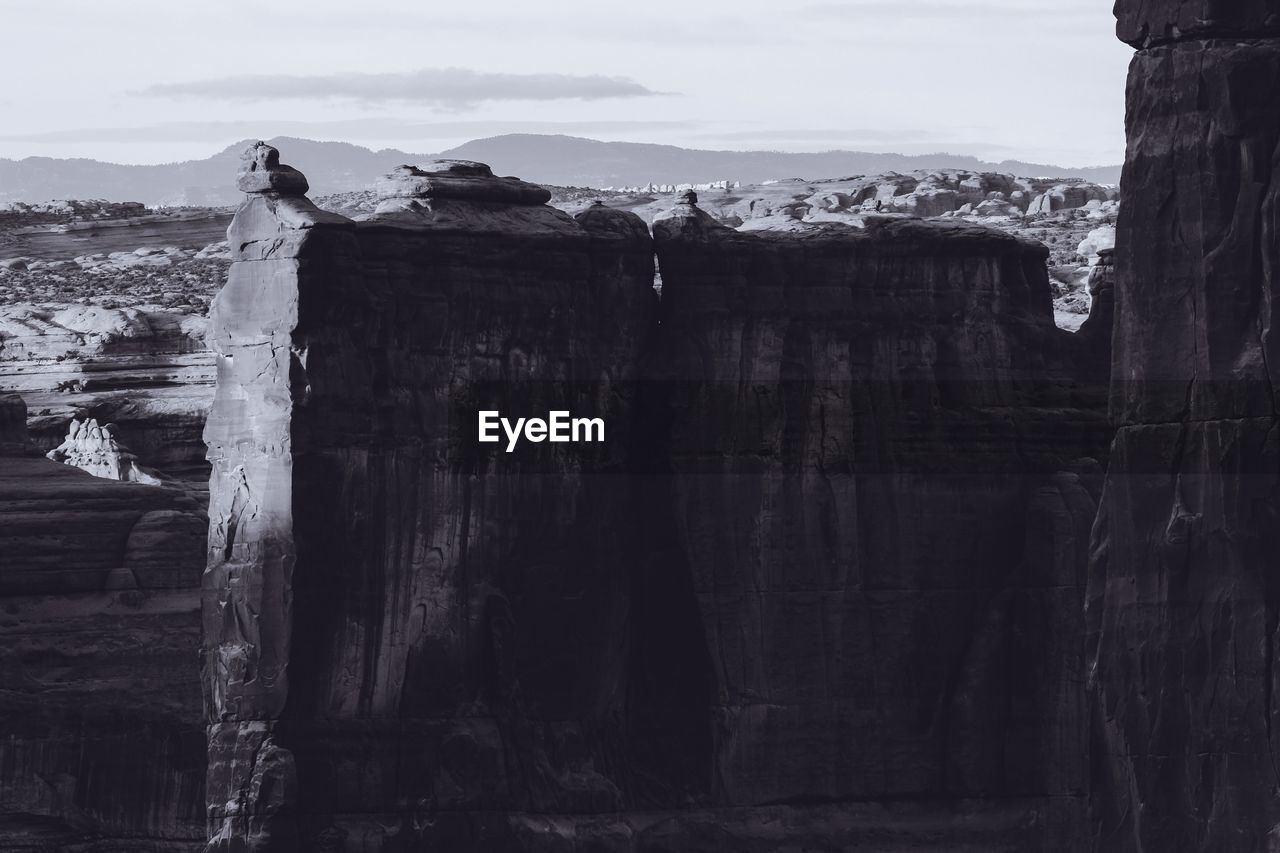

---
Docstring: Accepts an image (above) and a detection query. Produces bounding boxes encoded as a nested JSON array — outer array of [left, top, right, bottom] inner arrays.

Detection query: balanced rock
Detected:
[[236, 141, 309, 195], [365, 160, 571, 233], [374, 160, 553, 205]]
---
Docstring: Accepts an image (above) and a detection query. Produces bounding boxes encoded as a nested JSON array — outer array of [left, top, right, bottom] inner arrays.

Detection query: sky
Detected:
[[0, 0, 1131, 167]]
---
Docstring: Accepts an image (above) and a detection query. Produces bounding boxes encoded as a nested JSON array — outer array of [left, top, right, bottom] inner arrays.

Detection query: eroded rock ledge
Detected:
[[195, 143, 1112, 852]]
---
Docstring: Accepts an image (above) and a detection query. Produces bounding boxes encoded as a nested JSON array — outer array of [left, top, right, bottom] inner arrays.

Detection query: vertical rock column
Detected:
[[202, 151, 657, 850], [1089, 6, 1280, 851], [202, 143, 356, 851]]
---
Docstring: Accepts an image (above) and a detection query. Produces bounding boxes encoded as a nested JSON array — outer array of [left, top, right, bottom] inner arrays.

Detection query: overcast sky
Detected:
[[2, 0, 1131, 167]]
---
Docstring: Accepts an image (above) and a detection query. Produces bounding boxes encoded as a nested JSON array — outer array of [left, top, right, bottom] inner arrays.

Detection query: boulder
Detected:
[[1077, 225, 1116, 262]]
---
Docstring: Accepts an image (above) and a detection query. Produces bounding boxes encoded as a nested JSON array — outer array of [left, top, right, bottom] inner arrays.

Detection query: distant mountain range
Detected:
[[0, 135, 1123, 207]]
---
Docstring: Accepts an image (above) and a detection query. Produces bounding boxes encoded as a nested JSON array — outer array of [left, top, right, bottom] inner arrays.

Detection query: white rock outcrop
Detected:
[[44, 416, 163, 484]]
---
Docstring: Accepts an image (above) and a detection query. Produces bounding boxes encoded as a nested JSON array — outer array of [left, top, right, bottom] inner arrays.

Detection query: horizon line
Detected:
[[0, 133, 1125, 172]]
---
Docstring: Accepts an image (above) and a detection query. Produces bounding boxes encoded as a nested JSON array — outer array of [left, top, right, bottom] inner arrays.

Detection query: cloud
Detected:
[[136, 68, 670, 109]]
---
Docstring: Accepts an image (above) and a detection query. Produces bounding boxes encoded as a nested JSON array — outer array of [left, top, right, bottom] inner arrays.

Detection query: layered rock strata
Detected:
[[0, 393, 207, 850], [201, 146, 1113, 851], [0, 303, 213, 480], [0, 208, 232, 262], [1087, 7, 1280, 851]]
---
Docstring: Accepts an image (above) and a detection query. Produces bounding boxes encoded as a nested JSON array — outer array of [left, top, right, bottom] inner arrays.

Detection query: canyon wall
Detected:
[[0, 304, 213, 480], [202, 146, 1112, 851], [1087, 5, 1280, 851], [643, 198, 1111, 827], [0, 393, 207, 851]]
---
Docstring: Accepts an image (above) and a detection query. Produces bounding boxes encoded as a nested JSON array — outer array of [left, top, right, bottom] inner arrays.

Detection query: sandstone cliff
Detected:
[[0, 392, 207, 850], [638, 194, 1110, 828], [203, 146, 659, 851], [196, 145, 1113, 852], [1087, 5, 1280, 851]]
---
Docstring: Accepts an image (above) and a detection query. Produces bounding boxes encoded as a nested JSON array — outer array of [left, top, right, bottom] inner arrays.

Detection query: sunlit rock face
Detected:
[[44, 416, 164, 484], [198, 142, 1116, 852], [1088, 6, 1280, 852], [0, 392, 207, 850]]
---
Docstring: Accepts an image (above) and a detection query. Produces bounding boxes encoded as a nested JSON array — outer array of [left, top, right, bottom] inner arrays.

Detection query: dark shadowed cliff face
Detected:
[[0, 393, 207, 851], [199, 144, 1113, 851], [641, 198, 1110, 824], [1115, 1, 1280, 46], [1087, 6, 1280, 852]]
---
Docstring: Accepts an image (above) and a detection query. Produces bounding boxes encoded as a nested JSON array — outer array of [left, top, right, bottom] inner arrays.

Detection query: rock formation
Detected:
[[202, 145, 658, 850], [0, 171, 1113, 501], [0, 392, 207, 850], [196, 144, 1114, 851], [1077, 248, 1114, 357], [0, 303, 213, 480], [0, 203, 231, 261], [0, 392, 25, 452], [1087, 6, 1280, 851], [1027, 184, 1116, 217], [586, 171, 1116, 233], [572, 172, 1118, 332], [45, 415, 164, 484], [643, 197, 1111, 830]]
